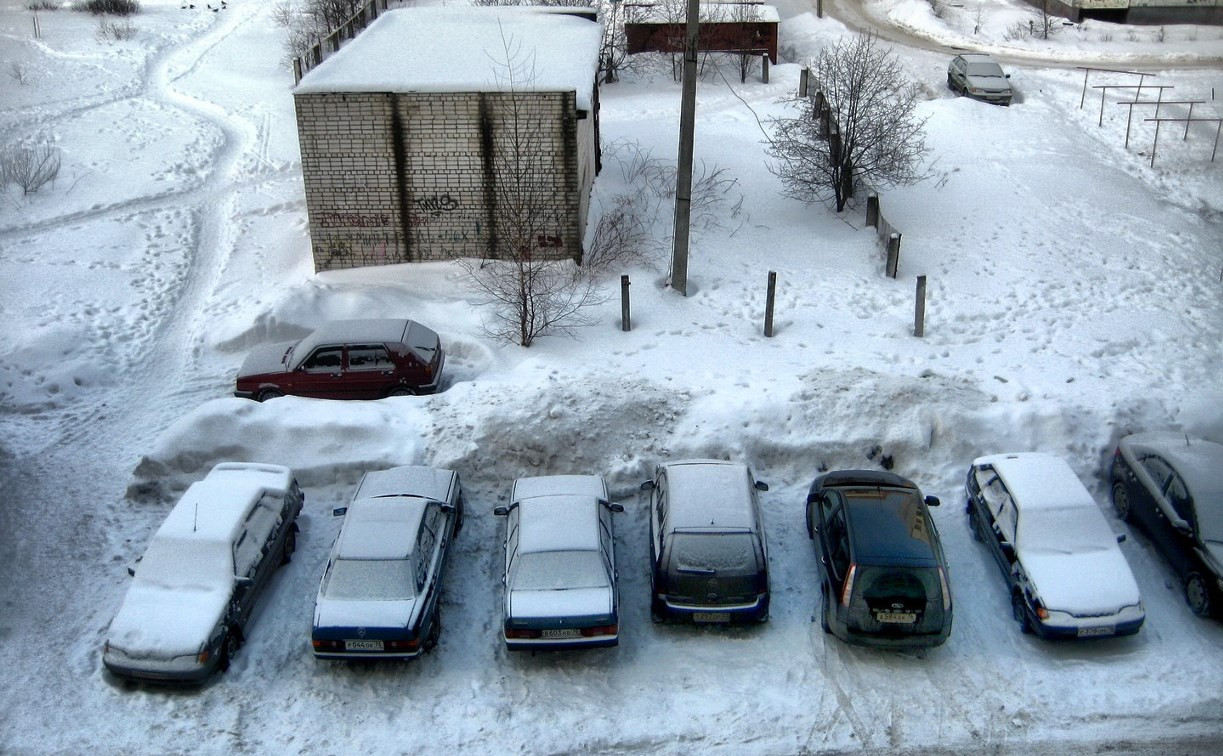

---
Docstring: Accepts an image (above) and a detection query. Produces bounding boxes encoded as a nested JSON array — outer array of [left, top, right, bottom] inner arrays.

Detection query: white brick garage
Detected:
[[293, 8, 603, 271]]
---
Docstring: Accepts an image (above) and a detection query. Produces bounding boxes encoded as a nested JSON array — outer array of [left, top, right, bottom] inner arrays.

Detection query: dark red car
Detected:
[[235, 319, 445, 401]]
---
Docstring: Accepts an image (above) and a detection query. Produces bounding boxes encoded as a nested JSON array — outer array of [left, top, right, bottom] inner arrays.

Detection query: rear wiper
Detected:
[[677, 566, 716, 575]]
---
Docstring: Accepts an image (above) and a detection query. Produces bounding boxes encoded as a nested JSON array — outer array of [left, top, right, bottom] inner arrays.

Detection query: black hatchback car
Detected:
[[806, 470, 952, 648], [1109, 432, 1223, 618]]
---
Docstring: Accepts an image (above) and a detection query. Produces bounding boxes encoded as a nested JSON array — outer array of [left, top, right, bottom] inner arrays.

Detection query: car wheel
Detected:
[[281, 527, 297, 565], [1110, 482, 1132, 522], [386, 386, 415, 398], [218, 629, 240, 673], [257, 388, 284, 402], [425, 608, 442, 651], [1012, 592, 1032, 634], [1186, 573, 1213, 618], [455, 496, 465, 535], [968, 505, 983, 542]]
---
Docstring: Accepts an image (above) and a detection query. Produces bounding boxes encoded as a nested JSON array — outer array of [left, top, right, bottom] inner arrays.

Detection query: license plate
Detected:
[[875, 611, 917, 624], [540, 628, 581, 639], [345, 639, 384, 651], [692, 612, 731, 623], [1078, 626, 1114, 638]]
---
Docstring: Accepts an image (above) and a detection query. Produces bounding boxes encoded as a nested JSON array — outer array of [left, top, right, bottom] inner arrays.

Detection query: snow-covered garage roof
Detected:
[[294, 7, 604, 111]]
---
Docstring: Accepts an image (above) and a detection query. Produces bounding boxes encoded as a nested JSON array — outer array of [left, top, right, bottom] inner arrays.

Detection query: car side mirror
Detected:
[[493, 505, 509, 516], [605, 501, 625, 513], [640, 480, 655, 492], [332, 506, 347, 517], [925, 495, 941, 507], [235, 576, 253, 586], [439, 503, 455, 513], [1000, 542, 1015, 559], [1116, 533, 1126, 543], [127, 566, 136, 577], [755, 481, 769, 492]]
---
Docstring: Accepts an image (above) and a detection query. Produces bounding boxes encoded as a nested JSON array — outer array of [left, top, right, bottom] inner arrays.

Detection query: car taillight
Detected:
[[581, 625, 617, 638], [312, 639, 341, 651], [938, 567, 952, 612], [841, 563, 857, 607], [506, 628, 541, 640], [385, 639, 420, 651]]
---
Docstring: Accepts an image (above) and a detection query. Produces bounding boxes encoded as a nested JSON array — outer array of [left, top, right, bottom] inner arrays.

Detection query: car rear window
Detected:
[[672, 532, 758, 576], [513, 551, 608, 591], [324, 558, 416, 600]]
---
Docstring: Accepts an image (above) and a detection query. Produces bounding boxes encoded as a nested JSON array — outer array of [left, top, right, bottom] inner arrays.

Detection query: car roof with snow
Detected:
[[660, 459, 757, 530], [1121, 433, 1223, 502], [334, 497, 427, 560], [511, 474, 608, 503], [156, 462, 293, 546], [516, 495, 603, 554], [973, 452, 1096, 513], [355, 465, 458, 504]]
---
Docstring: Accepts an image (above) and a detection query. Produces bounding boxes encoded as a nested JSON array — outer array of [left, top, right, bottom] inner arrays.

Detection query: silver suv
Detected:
[[947, 53, 1012, 106]]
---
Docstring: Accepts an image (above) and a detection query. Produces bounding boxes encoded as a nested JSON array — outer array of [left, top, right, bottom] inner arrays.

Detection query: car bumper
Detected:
[[312, 648, 423, 660], [655, 595, 769, 624], [968, 93, 1012, 106], [831, 617, 952, 649], [504, 634, 619, 651], [1030, 611, 1145, 640], [102, 650, 217, 684]]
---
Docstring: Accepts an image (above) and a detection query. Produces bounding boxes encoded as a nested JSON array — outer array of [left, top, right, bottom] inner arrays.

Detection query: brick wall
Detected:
[[295, 89, 594, 272]]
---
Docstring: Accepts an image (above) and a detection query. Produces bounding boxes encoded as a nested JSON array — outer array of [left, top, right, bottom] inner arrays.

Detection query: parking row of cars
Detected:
[[102, 434, 1223, 684]]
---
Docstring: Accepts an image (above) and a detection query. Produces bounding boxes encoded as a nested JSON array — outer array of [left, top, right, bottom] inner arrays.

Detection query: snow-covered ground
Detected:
[[2, 0, 1222, 752]]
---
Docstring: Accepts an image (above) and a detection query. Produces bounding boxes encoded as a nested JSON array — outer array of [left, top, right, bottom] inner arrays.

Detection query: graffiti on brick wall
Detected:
[[315, 232, 407, 271], [536, 234, 563, 249], [412, 192, 460, 218], [319, 212, 392, 228]]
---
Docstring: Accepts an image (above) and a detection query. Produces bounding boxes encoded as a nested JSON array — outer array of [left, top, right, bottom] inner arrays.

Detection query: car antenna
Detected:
[[1185, 433, 1191, 447], [194, 499, 199, 532]]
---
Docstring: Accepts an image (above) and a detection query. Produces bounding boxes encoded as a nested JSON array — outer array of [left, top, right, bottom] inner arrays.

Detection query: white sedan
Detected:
[[966, 452, 1145, 639], [494, 475, 622, 649]]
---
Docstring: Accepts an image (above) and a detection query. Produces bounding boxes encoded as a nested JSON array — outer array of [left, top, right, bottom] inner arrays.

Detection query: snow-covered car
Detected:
[[1109, 433, 1223, 618], [311, 465, 463, 659], [806, 470, 952, 648], [967, 453, 1145, 639], [494, 475, 622, 649], [234, 318, 445, 401], [642, 460, 771, 624], [947, 53, 1012, 105], [103, 463, 303, 683]]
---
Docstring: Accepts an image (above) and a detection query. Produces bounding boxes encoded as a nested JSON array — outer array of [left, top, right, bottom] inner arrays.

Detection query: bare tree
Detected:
[[765, 33, 929, 212], [1, 136, 62, 195], [459, 31, 607, 347]]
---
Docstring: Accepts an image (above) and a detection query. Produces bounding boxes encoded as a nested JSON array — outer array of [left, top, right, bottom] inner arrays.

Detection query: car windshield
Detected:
[[1197, 492, 1223, 544], [324, 558, 416, 600], [672, 532, 758, 575], [513, 550, 608, 591], [967, 62, 1004, 77]]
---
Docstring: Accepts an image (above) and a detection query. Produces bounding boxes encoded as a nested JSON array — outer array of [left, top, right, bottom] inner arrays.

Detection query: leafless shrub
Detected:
[[9, 61, 30, 86], [1098, 31, 1114, 43], [926, 0, 946, 19], [584, 193, 662, 273], [77, 0, 141, 15], [1003, 21, 1030, 41], [1, 137, 62, 195], [95, 19, 138, 43], [27, 1, 61, 9], [1157, 26, 1166, 43]]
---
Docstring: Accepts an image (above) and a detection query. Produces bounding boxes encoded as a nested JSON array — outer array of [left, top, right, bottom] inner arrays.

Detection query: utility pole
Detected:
[[670, 0, 700, 296]]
